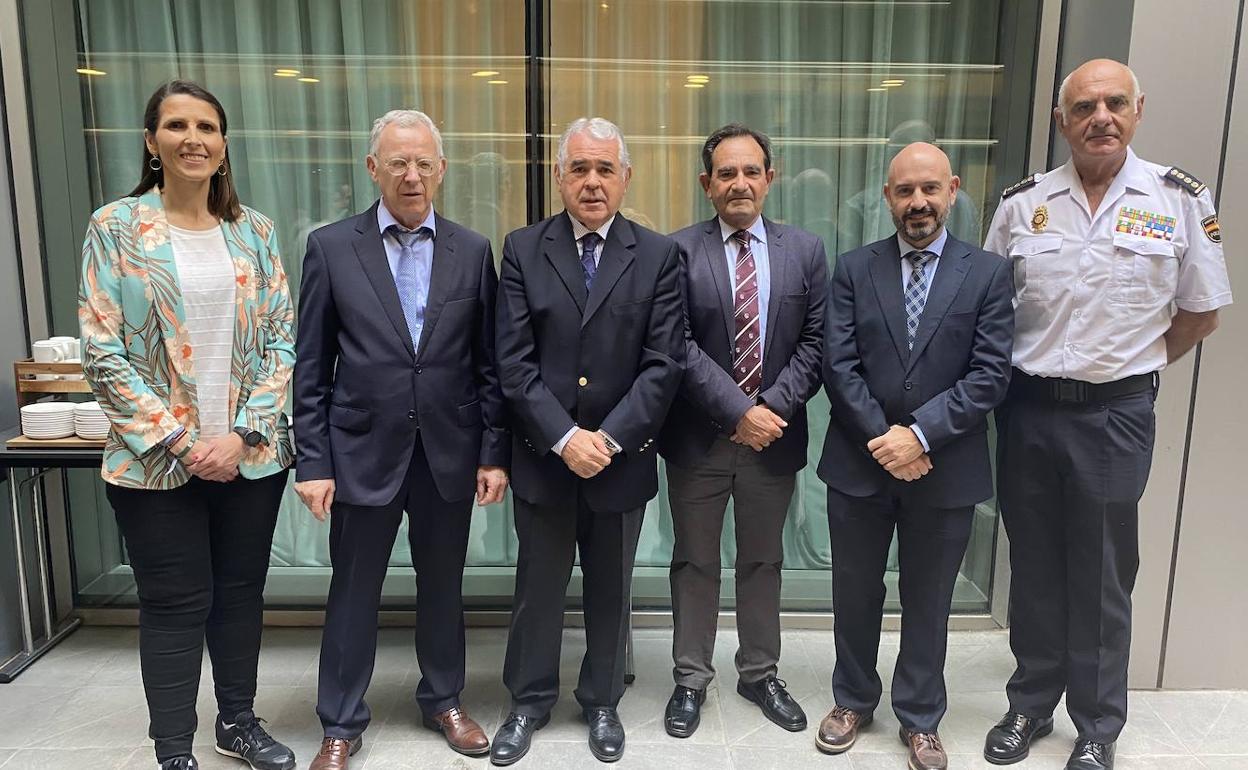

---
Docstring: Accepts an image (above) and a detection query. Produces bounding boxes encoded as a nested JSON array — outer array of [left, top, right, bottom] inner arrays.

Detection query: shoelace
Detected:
[[235, 716, 277, 750], [829, 705, 859, 721], [318, 737, 354, 755], [1004, 713, 1031, 732], [1074, 740, 1108, 759], [911, 732, 944, 752], [764, 677, 789, 693]]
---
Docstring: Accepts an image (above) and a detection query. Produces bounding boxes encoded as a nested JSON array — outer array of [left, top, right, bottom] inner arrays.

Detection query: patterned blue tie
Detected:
[[580, 232, 601, 290], [904, 250, 935, 349], [389, 225, 432, 347]]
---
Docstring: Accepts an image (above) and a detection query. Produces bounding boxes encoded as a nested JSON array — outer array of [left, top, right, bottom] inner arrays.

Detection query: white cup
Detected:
[[48, 336, 80, 361], [32, 341, 63, 380]]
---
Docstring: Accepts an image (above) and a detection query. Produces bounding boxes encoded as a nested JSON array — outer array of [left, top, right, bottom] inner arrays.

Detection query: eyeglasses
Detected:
[[377, 156, 440, 177]]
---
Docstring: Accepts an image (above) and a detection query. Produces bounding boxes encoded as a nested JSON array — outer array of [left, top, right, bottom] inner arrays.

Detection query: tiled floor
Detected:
[[1, 626, 1244, 769]]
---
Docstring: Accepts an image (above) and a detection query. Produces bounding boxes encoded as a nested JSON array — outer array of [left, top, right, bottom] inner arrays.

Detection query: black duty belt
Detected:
[[1009, 369, 1156, 404]]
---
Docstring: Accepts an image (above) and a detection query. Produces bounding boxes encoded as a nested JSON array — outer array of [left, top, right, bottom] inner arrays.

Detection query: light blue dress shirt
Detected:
[[895, 226, 949, 453], [720, 216, 771, 355], [378, 201, 437, 347]]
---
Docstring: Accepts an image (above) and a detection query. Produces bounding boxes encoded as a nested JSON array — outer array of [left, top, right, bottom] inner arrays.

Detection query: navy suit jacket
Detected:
[[293, 203, 508, 507], [660, 217, 828, 475], [496, 212, 684, 513], [817, 232, 1014, 508]]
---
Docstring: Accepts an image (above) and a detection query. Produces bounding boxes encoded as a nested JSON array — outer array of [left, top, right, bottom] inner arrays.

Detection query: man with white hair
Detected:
[[492, 117, 684, 765], [983, 59, 1233, 770], [295, 109, 509, 770]]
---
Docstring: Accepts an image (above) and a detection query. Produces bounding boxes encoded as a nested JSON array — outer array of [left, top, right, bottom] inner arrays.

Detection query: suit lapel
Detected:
[[762, 218, 788, 372], [906, 236, 971, 373], [581, 216, 637, 328], [353, 203, 415, 359], [868, 238, 910, 366], [136, 190, 196, 387], [702, 220, 735, 344], [543, 214, 588, 314], [415, 215, 457, 361]]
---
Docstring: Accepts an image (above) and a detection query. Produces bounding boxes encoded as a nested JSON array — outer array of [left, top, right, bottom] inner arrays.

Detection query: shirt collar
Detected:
[[377, 199, 437, 238], [1051, 146, 1150, 196], [569, 212, 616, 243], [719, 215, 768, 246], [897, 226, 948, 260]]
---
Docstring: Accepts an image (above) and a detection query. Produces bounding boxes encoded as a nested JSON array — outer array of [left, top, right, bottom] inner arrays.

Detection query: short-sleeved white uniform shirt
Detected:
[[984, 148, 1233, 383]]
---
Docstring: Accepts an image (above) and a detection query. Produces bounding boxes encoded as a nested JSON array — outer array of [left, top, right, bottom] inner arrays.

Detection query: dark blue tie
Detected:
[[580, 232, 601, 290]]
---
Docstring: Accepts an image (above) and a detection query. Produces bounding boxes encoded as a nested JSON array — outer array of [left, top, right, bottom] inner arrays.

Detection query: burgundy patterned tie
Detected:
[[731, 230, 763, 400]]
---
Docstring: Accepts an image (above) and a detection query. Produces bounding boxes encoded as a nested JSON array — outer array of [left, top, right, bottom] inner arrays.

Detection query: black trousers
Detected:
[[998, 388, 1155, 743], [107, 470, 288, 763], [502, 492, 643, 717], [667, 438, 796, 689], [826, 487, 974, 733], [316, 442, 473, 739]]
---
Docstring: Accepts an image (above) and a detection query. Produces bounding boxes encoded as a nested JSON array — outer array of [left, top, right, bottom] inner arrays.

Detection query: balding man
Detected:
[[492, 117, 684, 765], [816, 142, 1014, 770], [983, 59, 1232, 770]]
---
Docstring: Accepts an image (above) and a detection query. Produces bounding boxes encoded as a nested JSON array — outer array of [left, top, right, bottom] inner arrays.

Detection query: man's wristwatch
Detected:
[[598, 430, 623, 456], [232, 427, 265, 447]]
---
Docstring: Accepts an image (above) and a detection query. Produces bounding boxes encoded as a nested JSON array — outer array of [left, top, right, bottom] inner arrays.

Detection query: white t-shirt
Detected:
[[169, 224, 237, 438]]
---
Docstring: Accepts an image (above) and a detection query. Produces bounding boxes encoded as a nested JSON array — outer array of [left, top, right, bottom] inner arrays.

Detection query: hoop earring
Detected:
[[148, 156, 162, 171], [217, 162, 228, 177]]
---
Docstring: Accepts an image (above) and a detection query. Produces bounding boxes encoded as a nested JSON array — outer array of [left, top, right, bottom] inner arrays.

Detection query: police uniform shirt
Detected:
[[984, 148, 1233, 383]]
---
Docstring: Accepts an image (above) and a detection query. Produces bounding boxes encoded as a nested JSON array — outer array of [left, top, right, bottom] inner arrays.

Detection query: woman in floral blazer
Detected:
[[78, 80, 296, 770]]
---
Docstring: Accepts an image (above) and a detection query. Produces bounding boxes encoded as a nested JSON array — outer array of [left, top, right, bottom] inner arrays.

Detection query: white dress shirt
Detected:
[[984, 148, 1233, 383]]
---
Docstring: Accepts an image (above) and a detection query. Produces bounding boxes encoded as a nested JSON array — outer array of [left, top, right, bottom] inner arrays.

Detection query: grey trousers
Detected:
[[666, 437, 797, 689]]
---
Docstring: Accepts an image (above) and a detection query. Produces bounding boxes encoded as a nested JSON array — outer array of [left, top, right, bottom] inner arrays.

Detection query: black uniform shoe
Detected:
[[664, 685, 707, 738], [159, 757, 198, 770], [1066, 740, 1115, 770], [984, 711, 1055, 765], [585, 707, 625, 763], [490, 712, 550, 766], [737, 676, 808, 732], [215, 711, 296, 770]]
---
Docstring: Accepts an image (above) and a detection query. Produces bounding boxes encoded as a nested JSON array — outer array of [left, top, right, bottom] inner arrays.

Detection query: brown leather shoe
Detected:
[[815, 705, 872, 754], [423, 706, 490, 756], [900, 727, 948, 770], [309, 736, 362, 770]]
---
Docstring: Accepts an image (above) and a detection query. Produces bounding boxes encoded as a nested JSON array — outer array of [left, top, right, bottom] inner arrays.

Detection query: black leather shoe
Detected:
[[159, 757, 199, 770], [1066, 740, 1115, 770], [737, 676, 807, 732], [664, 685, 706, 738], [984, 711, 1055, 765], [584, 707, 625, 763], [490, 712, 550, 766]]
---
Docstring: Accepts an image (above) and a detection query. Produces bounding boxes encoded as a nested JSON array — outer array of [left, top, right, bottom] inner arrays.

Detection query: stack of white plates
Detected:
[[20, 402, 76, 439], [74, 401, 110, 440]]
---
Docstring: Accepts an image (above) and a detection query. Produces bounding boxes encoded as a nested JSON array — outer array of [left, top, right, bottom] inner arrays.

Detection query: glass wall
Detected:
[[26, 0, 1039, 613]]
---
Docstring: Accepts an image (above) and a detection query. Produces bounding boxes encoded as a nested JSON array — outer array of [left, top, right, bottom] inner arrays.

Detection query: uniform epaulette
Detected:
[[1164, 166, 1207, 196], [1001, 173, 1042, 199]]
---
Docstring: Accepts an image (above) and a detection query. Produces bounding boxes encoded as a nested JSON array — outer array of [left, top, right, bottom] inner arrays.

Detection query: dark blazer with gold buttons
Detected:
[[659, 216, 828, 475], [496, 212, 685, 513]]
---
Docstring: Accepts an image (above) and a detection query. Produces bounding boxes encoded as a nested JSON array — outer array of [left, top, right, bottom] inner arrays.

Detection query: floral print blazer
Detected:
[[78, 188, 295, 489]]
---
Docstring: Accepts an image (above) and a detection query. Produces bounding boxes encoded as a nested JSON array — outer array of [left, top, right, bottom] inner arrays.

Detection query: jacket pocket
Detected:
[[457, 400, 483, 426], [328, 403, 371, 433]]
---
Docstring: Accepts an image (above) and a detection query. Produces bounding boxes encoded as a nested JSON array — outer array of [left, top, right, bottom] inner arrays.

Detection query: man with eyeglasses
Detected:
[[294, 109, 509, 770], [983, 59, 1232, 770]]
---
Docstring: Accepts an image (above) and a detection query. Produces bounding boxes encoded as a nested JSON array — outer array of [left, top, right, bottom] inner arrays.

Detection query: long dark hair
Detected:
[[129, 79, 242, 222]]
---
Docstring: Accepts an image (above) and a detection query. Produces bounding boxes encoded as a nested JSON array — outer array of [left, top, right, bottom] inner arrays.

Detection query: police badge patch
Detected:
[[1031, 205, 1048, 233], [1202, 215, 1222, 243]]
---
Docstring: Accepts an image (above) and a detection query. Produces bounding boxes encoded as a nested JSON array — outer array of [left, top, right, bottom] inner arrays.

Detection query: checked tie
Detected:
[[904, 250, 935, 349], [580, 232, 602, 290], [731, 230, 764, 399], [389, 224, 432, 347]]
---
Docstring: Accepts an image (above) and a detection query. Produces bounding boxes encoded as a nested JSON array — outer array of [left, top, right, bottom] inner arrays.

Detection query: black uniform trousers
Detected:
[[316, 441, 474, 739], [502, 490, 643, 718], [826, 486, 974, 733], [997, 387, 1155, 743], [107, 470, 288, 763]]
